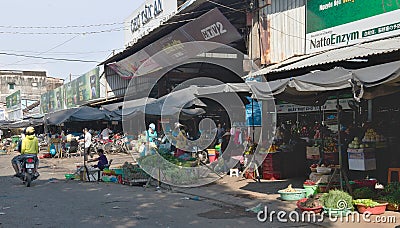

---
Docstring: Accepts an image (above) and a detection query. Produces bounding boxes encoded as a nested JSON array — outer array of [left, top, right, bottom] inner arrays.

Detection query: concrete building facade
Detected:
[[0, 70, 64, 116]]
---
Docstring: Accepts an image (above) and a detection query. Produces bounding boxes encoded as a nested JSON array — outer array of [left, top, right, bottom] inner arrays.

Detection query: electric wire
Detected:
[[0, 52, 99, 63]]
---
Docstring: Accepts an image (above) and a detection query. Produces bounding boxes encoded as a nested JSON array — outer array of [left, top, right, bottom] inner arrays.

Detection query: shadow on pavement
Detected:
[[240, 177, 305, 194]]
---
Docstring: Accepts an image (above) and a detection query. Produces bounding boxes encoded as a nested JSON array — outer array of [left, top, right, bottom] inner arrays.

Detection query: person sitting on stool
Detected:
[[88, 149, 108, 171]]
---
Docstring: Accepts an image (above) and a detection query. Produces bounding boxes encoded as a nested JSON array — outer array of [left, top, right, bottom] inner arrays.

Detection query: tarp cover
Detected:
[[45, 106, 111, 125]]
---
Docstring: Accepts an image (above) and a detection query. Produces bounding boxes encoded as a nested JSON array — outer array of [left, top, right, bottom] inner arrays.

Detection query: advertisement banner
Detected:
[[76, 68, 100, 105], [306, 0, 400, 53], [53, 86, 64, 111], [124, 0, 178, 47], [110, 8, 242, 79], [246, 97, 262, 126], [6, 90, 21, 110], [65, 80, 78, 109], [40, 92, 49, 114]]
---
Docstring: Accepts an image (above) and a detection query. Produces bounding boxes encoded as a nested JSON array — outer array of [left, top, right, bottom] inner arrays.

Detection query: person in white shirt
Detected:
[[101, 127, 112, 140], [83, 128, 92, 162]]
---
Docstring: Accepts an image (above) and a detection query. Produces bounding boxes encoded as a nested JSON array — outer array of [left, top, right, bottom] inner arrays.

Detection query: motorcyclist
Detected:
[[11, 126, 39, 177]]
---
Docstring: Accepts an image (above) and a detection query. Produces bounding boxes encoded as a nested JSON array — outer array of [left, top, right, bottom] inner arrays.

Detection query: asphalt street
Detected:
[[0, 153, 261, 228]]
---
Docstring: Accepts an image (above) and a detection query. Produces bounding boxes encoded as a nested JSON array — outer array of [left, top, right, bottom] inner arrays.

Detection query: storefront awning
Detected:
[[45, 106, 111, 126], [248, 60, 400, 103], [251, 36, 400, 76], [102, 97, 156, 111]]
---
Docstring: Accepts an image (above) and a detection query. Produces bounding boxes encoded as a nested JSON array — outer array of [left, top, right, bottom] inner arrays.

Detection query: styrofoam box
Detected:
[[349, 158, 376, 171]]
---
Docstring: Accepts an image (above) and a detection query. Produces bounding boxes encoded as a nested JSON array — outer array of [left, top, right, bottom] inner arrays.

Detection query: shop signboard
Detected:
[[76, 68, 100, 105], [40, 92, 49, 114], [65, 80, 78, 108], [276, 98, 352, 113], [111, 8, 242, 79], [124, 0, 178, 47], [6, 90, 21, 110], [48, 90, 55, 112], [306, 0, 400, 53], [53, 86, 64, 111]]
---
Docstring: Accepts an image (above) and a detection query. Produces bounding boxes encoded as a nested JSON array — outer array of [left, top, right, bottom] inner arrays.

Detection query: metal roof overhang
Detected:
[[100, 0, 247, 65], [250, 36, 400, 78]]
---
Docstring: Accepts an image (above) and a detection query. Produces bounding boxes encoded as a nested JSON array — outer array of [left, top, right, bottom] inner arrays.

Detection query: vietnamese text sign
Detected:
[[111, 8, 242, 79], [6, 90, 21, 110], [276, 98, 351, 113], [124, 0, 177, 47], [306, 0, 400, 53]]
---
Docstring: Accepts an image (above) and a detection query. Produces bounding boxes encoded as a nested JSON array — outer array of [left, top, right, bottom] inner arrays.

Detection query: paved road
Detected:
[[0, 154, 261, 228]]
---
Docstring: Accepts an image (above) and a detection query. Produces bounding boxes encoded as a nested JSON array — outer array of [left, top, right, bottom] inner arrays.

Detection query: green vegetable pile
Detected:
[[380, 182, 400, 205], [353, 199, 381, 207], [320, 190, 353, 209], [353, 187, 376, 199], [137, 154, 207, 186], [122, 162, 149, 181]]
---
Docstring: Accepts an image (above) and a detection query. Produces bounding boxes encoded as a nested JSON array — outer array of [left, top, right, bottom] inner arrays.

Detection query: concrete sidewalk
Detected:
[[173, 175, 400, 228]]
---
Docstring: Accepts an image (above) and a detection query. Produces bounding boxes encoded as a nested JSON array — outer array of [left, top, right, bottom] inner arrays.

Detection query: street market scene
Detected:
[[0, 0, 400, 227]]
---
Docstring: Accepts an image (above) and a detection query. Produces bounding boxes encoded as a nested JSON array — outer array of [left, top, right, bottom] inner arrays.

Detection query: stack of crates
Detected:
[[262, 153, 281, 180]]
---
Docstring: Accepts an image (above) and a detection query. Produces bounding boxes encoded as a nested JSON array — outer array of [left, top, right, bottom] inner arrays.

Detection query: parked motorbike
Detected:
[[19, 155, 38, 187]]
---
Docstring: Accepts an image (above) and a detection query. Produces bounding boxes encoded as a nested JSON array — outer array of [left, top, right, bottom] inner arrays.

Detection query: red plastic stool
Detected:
[[387, 168, 400, 183]]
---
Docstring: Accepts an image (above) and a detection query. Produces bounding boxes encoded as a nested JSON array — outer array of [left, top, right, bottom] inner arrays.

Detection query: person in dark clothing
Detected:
[[88, 149, 108, 170]]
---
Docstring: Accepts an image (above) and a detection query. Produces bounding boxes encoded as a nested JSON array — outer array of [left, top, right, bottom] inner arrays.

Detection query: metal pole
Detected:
[[337, 94, 343, 190], [252, 98, 255, 142]]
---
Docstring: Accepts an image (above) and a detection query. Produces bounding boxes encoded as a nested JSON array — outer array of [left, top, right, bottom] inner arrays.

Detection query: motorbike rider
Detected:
[[11, 126, 39, 177]]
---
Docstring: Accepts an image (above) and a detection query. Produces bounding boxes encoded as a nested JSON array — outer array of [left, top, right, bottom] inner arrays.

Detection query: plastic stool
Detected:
[[388, 168, 400, 183], [230, 168, 239, 177]]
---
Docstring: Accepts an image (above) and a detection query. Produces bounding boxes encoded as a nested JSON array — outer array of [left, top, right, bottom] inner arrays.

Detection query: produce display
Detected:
[[348, 137, 366, 149], [353, 199, 381, 207], [122, 162, 149, 181], [320, 190, 353, 209], [323, 137, 337, 153], [353, 199, 388, 215], [353, 187, 376, 199], [299, 195, 322, 208], [278, 185, 307, 201], [281, 184, 297, 192], [380, 182, 400, 211], [362, 129, 385, 143]]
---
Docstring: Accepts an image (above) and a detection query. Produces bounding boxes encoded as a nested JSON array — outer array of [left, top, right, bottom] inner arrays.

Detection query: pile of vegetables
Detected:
[[353, 187, 376, 199], [122, 162, 149, 180], [281, 184, 298, 192], [137, 154, 205, 185], [320, 190, 353, 209], [353, 199, 381, 207], [380, 182, 400, 207], [300, 195, 322, 208]]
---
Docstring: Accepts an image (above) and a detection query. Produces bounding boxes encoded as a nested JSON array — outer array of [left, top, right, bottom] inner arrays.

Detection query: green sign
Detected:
[[65, 80, 78, 108], [40, 67, 101, 113], [6, 90, 21, 110], [40, 92, 50, 114], [306, 0, 400, 53], [76, 68, 100, 104]]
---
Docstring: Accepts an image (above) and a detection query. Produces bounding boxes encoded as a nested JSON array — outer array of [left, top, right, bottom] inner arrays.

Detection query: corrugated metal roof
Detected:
[[251, 36, 400, 76]]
